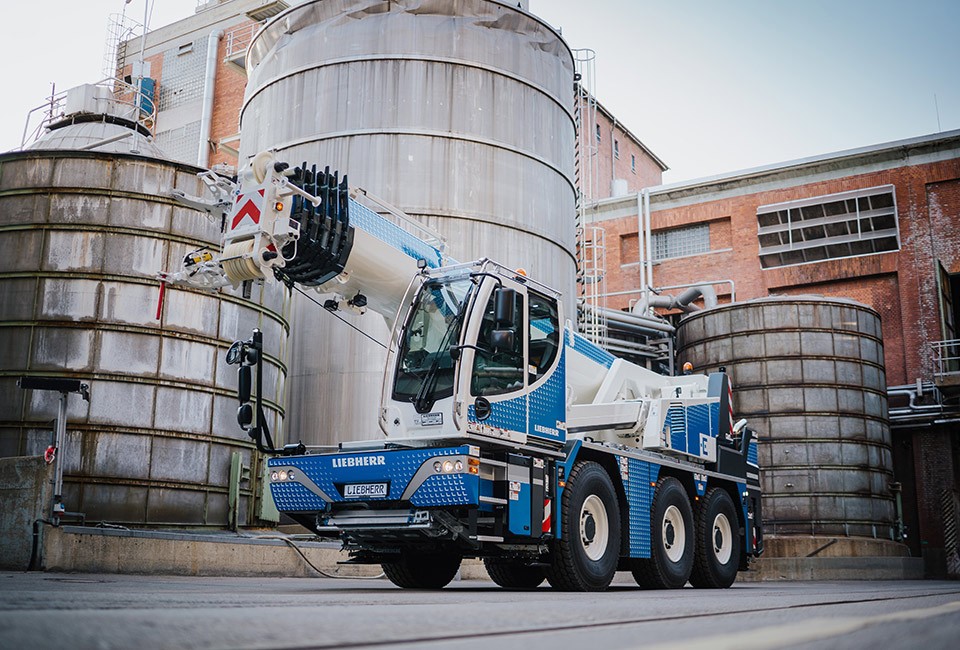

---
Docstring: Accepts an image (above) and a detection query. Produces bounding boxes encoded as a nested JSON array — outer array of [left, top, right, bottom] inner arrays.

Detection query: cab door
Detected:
[[459, 276, 529, 444]]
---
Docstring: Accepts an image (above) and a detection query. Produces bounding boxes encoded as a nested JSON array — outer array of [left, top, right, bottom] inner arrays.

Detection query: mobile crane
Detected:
[[162, 152, 763, 591]]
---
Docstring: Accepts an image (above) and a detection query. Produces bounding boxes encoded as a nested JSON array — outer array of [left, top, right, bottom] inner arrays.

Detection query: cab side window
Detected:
[[528, 291, 559, 384], [471, 289, 524, 396]]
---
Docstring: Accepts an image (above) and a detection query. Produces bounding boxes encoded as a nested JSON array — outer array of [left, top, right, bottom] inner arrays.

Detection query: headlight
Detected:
[[454, 460, 463, 472], [271, 471, 279, 481], [442, 460, 454, 473], [279, 470, 288, 481], [287, 471, 295, 480], [434, 461, 443, 472]]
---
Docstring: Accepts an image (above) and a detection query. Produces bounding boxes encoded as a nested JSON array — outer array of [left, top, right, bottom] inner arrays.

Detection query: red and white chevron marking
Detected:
[[542, 498, 552, 534], [727, 377, 735, 437]]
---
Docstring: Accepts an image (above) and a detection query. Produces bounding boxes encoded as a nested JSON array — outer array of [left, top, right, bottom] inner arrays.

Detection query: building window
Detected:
[[595, 123, 601, 143], [631, 154, 636, 174], [757, 185, 899, 269], [614, 139, 620, 159], [653, 224, 710, 261]]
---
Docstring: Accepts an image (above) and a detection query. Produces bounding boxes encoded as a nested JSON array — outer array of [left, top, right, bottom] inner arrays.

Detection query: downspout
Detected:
[[644, 188, 654, 308], [197, 28, 223, 168], [637, 190, 646, 315], [611, 116, 617, 191]]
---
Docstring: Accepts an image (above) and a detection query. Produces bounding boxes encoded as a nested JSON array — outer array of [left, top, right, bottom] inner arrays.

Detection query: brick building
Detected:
[[120, 0, 286, 170], [587, 130, 960, 576], [579, 96, 667, 201]]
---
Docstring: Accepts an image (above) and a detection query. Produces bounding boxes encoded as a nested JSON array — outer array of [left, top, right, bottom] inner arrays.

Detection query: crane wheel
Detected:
[[382, 550, 461, 589], [689, 487, 740, 588], [483, 559, 545, 589], [631, 476, 694, 589], [545, 461, 620, 591]]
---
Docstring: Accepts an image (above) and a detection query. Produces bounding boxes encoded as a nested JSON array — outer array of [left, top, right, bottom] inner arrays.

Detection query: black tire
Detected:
[[483, 559, 546, 589], [545, 461, 621, 591], [631, 476, 694, 589], [689, 488, 741, 589], [382, 550, 462, 589]]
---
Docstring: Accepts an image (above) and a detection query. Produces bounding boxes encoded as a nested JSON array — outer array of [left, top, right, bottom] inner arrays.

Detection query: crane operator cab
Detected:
[[380, 259, 566, 448]]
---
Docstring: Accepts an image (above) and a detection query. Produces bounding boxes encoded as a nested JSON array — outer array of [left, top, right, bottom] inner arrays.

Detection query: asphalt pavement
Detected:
[[0, 572, 958, 650]]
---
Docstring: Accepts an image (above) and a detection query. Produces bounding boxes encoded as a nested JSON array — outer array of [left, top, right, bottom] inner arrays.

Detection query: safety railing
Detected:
[[20, 77, 157, 149], [933, 339, 960, 382], [224, 22, 259, 64]]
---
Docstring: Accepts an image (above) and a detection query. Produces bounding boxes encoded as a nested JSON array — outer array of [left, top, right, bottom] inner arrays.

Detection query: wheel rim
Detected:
[[579, 494, 609, 561], [712, 512, 733, 565], [662, 505, 685, 563]]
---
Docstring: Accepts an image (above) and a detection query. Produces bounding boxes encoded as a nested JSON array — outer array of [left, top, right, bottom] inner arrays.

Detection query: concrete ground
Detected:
[[0, 573, 957, 650], [20, 525, 923, 582]]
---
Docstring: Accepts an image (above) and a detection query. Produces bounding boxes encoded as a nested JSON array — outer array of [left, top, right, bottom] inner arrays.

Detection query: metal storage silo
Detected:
[[240, 0, 577, 443], [0, 109, 288, 526], [677, 297, 897, 541]]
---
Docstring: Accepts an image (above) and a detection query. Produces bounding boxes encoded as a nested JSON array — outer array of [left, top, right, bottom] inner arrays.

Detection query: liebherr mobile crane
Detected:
[[162, 152, 763, 591]]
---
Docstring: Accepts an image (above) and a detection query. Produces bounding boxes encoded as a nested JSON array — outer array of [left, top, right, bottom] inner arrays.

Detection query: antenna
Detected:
[[934, 93, 942, 133]]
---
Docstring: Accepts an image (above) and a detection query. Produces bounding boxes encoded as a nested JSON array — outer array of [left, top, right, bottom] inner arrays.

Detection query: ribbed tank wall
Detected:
[[0, 150, 288, 526], [677, 297, 896, 539], [241, 0, 576, 444]]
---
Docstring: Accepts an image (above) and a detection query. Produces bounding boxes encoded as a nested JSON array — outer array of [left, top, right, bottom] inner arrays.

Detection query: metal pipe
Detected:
[[197, 28, 224, 168], [636, 190, 645, 315], [598, 279, 737, 303], [580, 302, 675, 333], [644, 188, 653, 304], [53, 392, 67, 519], [78, 131, 134, 151]]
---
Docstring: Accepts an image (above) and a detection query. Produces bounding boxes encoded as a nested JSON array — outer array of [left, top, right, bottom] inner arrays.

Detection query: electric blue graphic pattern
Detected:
[[661, 402, 720, 458], [528, 347, 566, 444], [271, 481, 328, 512], [468, 394, 527, 434], [569, 331, 616, 368], [410, 473, 478, 507], [666, 405, 687, 452], [747, 438, 758, 466], [268, 446, 471, 508], [349, 198, 444, 268], [626, 458, 659, 557]]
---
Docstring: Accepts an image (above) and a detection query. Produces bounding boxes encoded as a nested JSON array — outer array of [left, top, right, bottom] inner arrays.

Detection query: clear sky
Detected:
[[1, 0, 957, 183]]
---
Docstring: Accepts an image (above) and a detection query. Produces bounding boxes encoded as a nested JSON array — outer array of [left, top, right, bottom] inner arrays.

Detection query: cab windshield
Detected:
[[392, 276, 474, 407]]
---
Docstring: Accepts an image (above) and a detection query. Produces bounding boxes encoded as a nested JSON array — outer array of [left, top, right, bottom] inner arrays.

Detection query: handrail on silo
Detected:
[[19, 77, 158, 150]]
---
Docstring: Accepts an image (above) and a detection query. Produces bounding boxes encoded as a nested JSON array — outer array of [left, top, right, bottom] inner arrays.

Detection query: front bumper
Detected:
[[267, 445, 479, 514]]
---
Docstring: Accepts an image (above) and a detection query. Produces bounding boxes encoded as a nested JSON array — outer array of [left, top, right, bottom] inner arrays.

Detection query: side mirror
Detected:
[[237, 403, 253, 430], [238, 366, 252, 403], [489, 329, 515, 352], [494, 287, 516, 327], [226, 341, 244, 365]]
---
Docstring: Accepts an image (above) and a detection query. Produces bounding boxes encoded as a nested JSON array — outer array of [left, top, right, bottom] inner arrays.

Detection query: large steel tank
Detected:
[[677, 296, 896, 540], [240, 0, 577, 443], [0, 121, 287, 526]]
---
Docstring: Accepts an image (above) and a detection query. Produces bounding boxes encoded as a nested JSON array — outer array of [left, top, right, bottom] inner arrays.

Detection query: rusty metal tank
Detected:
[[240, 0, 577, 444], [677, 296, 896, 539], [0, 119, 288, 526]]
